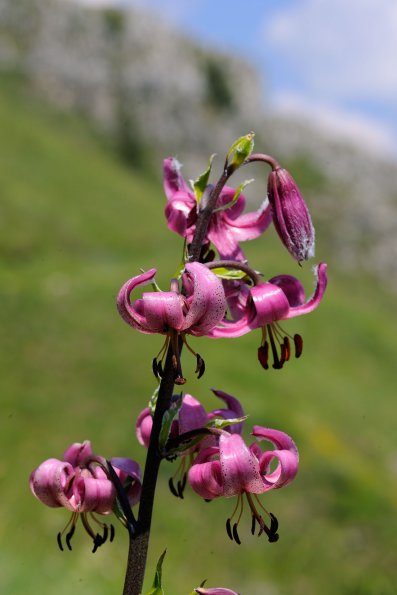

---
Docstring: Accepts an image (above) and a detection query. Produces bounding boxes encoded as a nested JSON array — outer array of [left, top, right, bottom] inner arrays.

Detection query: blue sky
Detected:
[[79, 0, 397, 158]]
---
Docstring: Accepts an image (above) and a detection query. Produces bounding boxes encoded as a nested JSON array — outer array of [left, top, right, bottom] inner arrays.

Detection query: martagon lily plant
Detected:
[[30, 133, 327, 594]]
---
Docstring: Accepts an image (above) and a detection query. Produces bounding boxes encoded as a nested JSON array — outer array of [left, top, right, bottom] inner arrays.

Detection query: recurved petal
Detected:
[[178, 394, 208, 434], [136, 407, 153, 447], [209, 389, 245, 435], [117, 269, 158, 333], [142, 291, 185, 332], [73, 475, 115, 513], [249, 282, 291, 326], [182, 263, 226, 335], [219, 433, 264, 497], [268, 274, 306, 307], [252, 426, 299, 489], [283, 262, 327, 319], [188, 447, 224, 499], [29, 458, 75, 508], [223, 200, 272, 242], [63, 441, 93, 467], [163, 157, 191, 199], [258, 449, 299, 489], [109, 458, 142, 507]]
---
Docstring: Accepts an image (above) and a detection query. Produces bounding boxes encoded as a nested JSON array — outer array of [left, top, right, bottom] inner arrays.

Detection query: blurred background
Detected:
[[1, 1, 396, 594]]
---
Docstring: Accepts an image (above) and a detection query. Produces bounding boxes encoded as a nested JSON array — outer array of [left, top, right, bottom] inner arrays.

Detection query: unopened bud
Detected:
[[267, 167, 315, 262]]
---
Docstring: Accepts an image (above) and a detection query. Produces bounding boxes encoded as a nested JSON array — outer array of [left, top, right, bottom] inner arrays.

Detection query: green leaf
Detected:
[[226, 132, 255, 172], [214, 178, 254, 213], [172, 238, 188, 280], [190, 154, 216, 203], [158, 394, 183, 451], [206, 415, 247, 429], [145, 549, 167, 595], [149, 385, 160, 415], [209, 267, 250, 281]]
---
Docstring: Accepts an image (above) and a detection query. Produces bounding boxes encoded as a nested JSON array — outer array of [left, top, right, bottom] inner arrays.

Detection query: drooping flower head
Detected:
[[188, 426, 298, 544], [117, 262, 226, 383], [164, 157, 271, 261], [267, 166, 315, 262], [29, 441, 141, 552], [210, 263, 327, 370], [136, 390, 244, 498]]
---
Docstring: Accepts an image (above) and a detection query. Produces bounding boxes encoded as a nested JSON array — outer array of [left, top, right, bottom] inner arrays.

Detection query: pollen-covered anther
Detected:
[[259, 324, 303, 370]]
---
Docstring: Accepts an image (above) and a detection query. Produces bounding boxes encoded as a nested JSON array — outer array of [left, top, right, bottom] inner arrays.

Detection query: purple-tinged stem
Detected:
[[121, 165, 232, 595], [245, 153, 281, 171]]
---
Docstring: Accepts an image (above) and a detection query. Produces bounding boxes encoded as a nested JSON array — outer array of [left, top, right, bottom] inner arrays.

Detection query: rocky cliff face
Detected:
[[1, 0, 397, 290]]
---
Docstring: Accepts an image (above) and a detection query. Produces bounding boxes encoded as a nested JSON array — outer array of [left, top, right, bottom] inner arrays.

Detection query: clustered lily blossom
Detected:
[[188, 427, 298, 544], [117, 261, 226, 384], [210, 263, 327, 370], [136, 390, 244, 498], [164, 157, 271, 260], [30, 137, 328, 594], [29, 441, 141, 552]]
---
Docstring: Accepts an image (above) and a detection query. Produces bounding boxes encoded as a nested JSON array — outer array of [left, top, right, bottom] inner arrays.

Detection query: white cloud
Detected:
[[263, 0, 397, 101], [272, 92, 397, 156]]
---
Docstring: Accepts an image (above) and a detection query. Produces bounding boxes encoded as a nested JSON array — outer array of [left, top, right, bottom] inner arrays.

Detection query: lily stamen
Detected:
[[258, 322, 303, 370], [168, 457, 188, 499], [57, 512, 78, 551]]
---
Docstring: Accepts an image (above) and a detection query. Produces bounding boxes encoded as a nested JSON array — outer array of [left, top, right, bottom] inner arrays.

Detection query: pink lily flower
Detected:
[[188, 426, 299, 544], [267, 167, 315, 262], [29, 441, 141, 552], [210, 263, 328, 369], [163, 157, 271, 260], [136, 390, 245, 498], [117, 262, 226, 384]]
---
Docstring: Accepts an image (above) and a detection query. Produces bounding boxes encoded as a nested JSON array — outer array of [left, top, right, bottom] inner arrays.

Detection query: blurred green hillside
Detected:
[[1, 75, 396, 595]]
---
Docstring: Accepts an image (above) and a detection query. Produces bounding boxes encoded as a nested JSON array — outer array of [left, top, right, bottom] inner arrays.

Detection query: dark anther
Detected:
[[294, 334, 303, 358], [195, 354, 205, 379], [269, 512, 279, 534], [92, 533, 104, 554], [57, 532, 64, 552], [268, 532, 279, 543], [204, 498, 212, 503], [232, 523, 241, 545], [152, 358, 159, 379], [251, 514, 256, 535], [65, 525, 75, 551], [176, 479, 185, 499], [109, 524, 115, 542], [101, 524, 108, 544], [257, 343, 269, 369], [175, 375, 187, 386], [226, 518, 233, 541], [168, 477, 180, 498]]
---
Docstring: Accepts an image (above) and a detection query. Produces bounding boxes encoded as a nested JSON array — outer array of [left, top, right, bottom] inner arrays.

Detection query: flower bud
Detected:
[[267, 167, 315, 262]]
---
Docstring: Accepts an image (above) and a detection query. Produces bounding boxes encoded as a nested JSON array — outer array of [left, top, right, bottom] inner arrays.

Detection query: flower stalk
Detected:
[[122, 165, 234, 595]]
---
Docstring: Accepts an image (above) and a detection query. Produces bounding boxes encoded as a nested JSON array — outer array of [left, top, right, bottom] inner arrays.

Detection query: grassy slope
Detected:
[[1, 77, 396, 595]]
